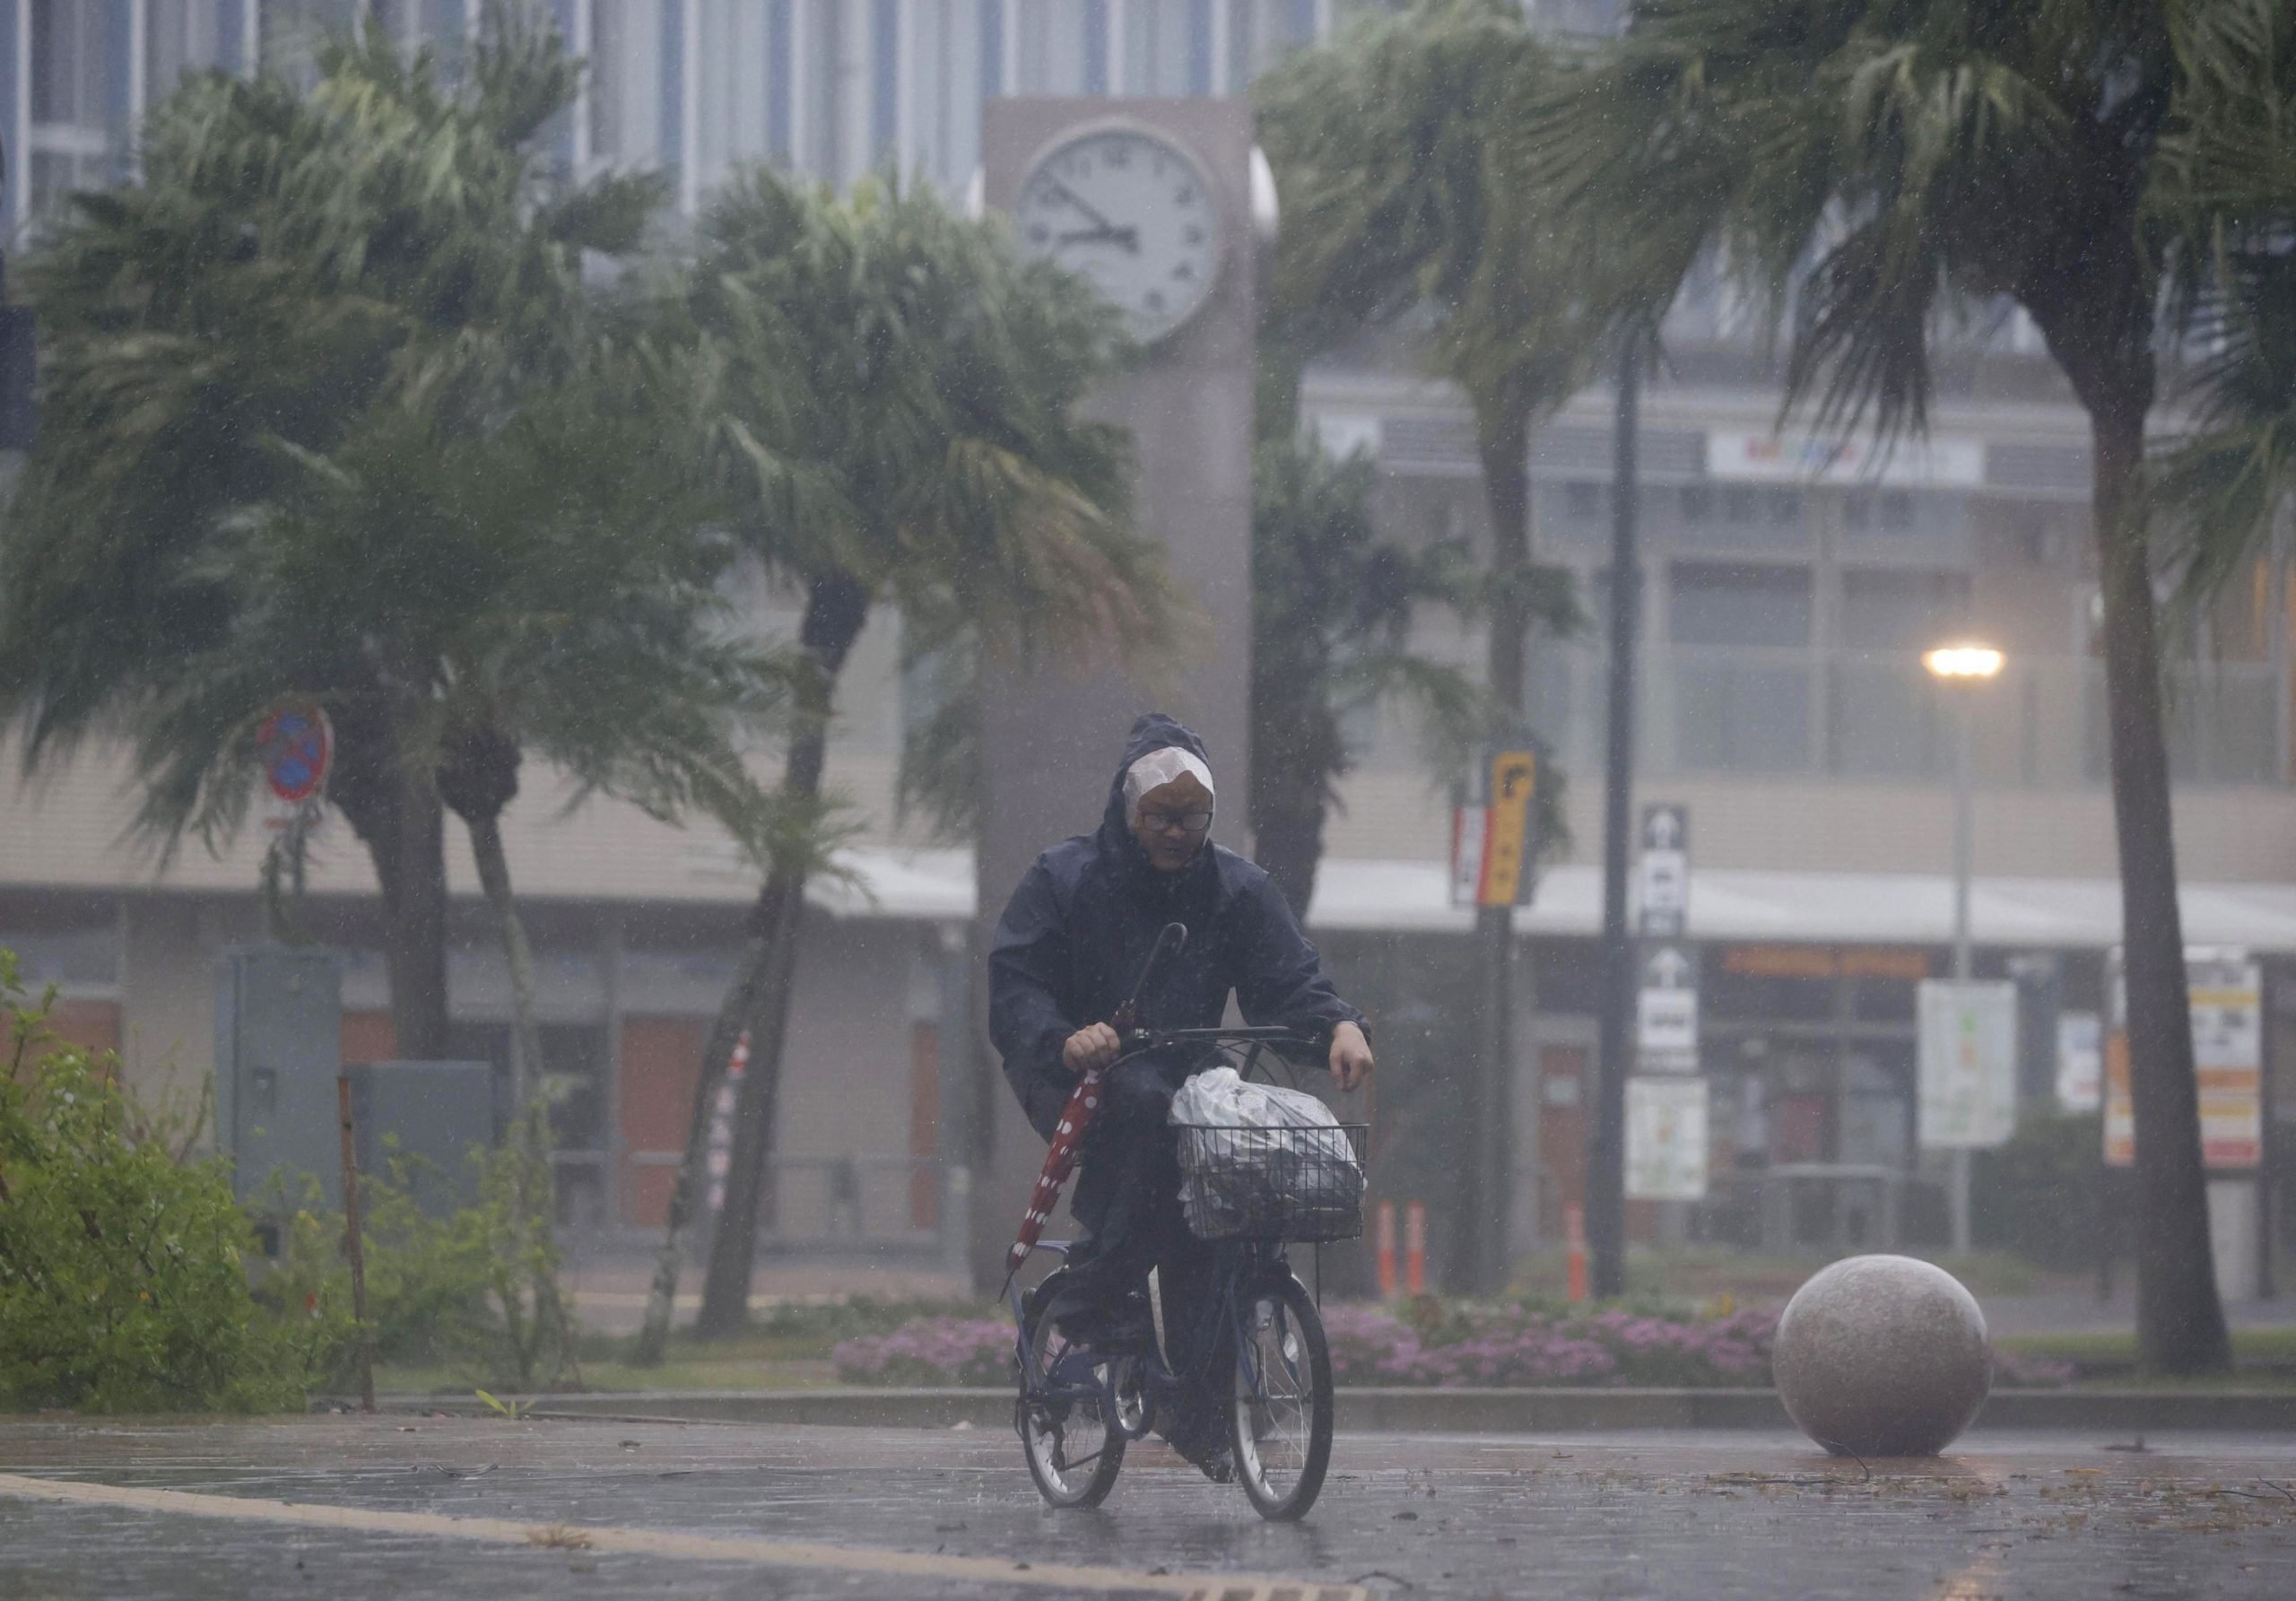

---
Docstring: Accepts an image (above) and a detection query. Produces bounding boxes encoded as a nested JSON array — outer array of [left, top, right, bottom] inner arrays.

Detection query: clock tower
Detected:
[[968, 97, 1261, 1285]]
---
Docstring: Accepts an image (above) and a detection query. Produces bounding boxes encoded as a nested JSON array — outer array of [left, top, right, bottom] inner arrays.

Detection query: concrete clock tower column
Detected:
[[967, 97, 1262, 1286]]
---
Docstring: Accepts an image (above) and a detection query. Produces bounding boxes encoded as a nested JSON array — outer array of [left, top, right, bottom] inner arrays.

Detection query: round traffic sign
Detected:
[[257, 705, 332, 805]]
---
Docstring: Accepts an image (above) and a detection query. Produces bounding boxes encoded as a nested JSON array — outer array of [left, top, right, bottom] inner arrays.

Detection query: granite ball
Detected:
[[1771, 1254, 1992, 1457]]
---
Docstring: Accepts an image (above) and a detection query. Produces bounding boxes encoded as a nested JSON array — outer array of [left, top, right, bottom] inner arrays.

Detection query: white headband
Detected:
[[1124, 747, 1216, 824]]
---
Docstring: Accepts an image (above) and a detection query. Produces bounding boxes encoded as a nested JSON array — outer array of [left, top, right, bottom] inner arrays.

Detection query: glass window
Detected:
[[589, 0, 666, 170], [1669, 561, 1813, 648], [1121, 0, 1194, 95], [146, 1, 230, 97], [696, 0, 774, 194], [1838, 569, 1970, 652], [32, 0, 117, 126], [1015, 0, 1092, 94]]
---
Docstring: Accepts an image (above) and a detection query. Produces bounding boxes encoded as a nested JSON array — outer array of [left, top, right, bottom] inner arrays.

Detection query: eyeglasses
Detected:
[[1139, 808, 1213, 836]]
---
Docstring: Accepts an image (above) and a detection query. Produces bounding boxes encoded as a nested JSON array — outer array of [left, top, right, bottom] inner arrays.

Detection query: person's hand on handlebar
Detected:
[[1328, 1021, 1374, 1092], [1062, 1022, 1123, 1075]]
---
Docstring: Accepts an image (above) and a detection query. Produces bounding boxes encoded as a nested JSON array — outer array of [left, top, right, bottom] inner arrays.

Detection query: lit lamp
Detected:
[[1923, 640, 2005, 1256]]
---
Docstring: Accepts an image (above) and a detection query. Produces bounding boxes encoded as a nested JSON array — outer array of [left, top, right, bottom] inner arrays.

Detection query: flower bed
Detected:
[[831, 1301, 2081, 1389]]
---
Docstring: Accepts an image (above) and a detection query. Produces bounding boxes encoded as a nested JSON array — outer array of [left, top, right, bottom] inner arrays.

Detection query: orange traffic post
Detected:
[[1404, 1200, 1427, 1296], [1375, 1200, 1398, 1298], [1565, 1202, 1589, 1303]]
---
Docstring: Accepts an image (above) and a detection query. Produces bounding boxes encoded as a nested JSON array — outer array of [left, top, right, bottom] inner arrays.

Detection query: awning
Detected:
[[822, 848, 2296, 953]]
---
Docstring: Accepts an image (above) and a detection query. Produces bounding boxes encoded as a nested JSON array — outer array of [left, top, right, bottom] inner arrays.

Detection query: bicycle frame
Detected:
[[1007, 1024, 1332, 1455], [1008, 1236, 1297, 1452]]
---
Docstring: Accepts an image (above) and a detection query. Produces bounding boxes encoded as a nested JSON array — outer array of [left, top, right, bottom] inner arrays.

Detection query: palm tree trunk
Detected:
[[673, 570, 871, 1342], [1250, 747, 1333, 922], [1465, 410, 1532, 1294], [382, 760, 451, 1061], [2090, 397, 2234, 1376], [465, 809, 546, 1129]]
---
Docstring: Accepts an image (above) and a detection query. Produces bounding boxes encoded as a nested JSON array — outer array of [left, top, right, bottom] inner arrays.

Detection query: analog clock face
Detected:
[[1013, 127, 1222, 343]]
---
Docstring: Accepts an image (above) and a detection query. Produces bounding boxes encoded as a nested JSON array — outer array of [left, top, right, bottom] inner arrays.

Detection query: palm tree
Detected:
[[1256, 0, 1596, 1290], [0, 10, 665, 1063], [1516, 0, 2296, 1375], [633, 169, 1184, 1353], [1249, 434, 1485, 918]]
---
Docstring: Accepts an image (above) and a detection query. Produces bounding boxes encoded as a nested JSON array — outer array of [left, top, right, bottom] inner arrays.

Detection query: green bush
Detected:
[[0, 953, 313, 1413], [1972, 1109, 2102, 1272], [259, 1129, 577, 1394]]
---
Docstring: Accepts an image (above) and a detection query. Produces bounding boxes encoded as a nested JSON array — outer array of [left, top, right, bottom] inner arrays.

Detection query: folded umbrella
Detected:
[[1003, 922, 1187, 1284]]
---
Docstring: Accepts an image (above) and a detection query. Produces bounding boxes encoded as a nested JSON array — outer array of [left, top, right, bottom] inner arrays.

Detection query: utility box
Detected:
[[345, 1061, 494, 1215], [215, 945, 343, 1210]]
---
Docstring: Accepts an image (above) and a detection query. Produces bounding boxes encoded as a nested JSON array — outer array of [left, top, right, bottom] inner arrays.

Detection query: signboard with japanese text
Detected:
[[1918, 979, 2019, 1150], [1705, 430, 1986, 489], [1449, 750, 1538, 907], [1626, 1076, 1709, 1200], [1637, 941, 1700, 1074], [2104, 949, 2263, 1170], [1638, 804, 1689, 938]]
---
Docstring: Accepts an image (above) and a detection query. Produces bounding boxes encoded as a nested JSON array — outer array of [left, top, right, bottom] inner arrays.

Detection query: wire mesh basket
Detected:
[[1175, 1123, 1369, 1243]]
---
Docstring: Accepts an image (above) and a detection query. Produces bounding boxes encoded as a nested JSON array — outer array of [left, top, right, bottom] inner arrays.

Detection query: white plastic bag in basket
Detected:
[[1170, 1067, 1361, 1240], [1169, 1066, 1335, 1130]]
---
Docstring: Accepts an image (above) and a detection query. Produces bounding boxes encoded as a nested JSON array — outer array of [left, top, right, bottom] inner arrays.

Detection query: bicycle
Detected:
[[1006, 1025, 1367, 1522]]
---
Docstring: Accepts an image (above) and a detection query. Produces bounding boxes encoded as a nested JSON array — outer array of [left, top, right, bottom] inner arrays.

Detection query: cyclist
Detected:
[[989, 711, 1374, 1481]]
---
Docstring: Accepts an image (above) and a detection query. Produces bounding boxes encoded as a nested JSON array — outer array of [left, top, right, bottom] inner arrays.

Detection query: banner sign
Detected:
[[1449, 750, 1538, 907], [1626, 1076, 1709, 1200], [2056, 1012, 2102, 1114], [1705, 430, 1987, 489], [2104, 949, 2263, 1170], [1918, 979, 2019, 1149]]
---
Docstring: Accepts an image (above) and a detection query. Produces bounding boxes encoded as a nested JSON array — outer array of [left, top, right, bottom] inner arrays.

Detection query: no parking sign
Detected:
[[256, 702, 333, 835]]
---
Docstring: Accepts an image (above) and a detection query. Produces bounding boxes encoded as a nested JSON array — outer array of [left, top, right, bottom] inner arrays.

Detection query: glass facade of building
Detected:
[[0, 0, 1344, 235]]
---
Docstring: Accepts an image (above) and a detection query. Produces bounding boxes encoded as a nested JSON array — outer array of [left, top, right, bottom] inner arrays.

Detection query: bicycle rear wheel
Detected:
[[1230, 1272, 1333, 1520], [1020, 1293, 1126, 1510]]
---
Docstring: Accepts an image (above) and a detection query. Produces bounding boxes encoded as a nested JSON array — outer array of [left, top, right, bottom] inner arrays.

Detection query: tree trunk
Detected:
[[684, 571, 873, 1342], [2089, 398, 2234, 1376], [439, 727, 538, 1115], [328, 709, 450, 1062], [1462, 411, 1532, 1294], [1249, 748, 1333, 922], [466, 812, 545, 1132]]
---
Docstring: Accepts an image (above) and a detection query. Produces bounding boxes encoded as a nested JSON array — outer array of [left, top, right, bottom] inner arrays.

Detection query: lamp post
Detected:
[[1923, 642, 2005, 1255]]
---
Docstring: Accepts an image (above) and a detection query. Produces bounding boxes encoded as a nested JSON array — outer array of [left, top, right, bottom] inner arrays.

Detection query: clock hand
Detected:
[[1047, 178, 1122, 236]]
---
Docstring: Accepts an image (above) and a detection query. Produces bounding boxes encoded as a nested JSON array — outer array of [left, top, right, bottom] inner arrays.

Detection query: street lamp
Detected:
[[1924, 640, 2005, 1255]]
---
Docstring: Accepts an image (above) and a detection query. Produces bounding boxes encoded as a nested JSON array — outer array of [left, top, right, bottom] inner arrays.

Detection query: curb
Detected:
[[345, 1386, 2296, 1434]]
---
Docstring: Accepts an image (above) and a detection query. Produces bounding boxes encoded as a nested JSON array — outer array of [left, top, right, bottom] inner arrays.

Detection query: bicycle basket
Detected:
[[1175, 1123, 1368, 1243]]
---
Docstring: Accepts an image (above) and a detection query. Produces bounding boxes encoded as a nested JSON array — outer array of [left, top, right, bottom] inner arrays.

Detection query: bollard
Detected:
[[1565, 1201, 1589, 1303], [1405, 1200, 1427, 1296], [1376, 1200, 1398, 1298], [335, 1075, 376, 1414]]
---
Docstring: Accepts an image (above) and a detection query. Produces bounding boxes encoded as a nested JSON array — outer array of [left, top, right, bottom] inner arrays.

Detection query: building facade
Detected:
[[3, 0, 2292, 1286]]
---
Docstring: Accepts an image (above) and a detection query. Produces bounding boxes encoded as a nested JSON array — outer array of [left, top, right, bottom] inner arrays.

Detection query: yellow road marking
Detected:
[[0, 1471, 1366, 1601]]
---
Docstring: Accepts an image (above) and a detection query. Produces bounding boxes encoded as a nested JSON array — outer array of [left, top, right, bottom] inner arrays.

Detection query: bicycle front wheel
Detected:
[[1230, 1272, 1334, 1521], [1020, 1293, 1126, 1510]]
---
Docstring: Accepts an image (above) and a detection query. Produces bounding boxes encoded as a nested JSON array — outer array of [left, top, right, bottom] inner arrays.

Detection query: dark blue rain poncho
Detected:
[[988, 712, 1366, 1144]]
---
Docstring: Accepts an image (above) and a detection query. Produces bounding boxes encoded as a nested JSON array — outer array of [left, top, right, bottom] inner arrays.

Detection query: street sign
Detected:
[[2103, 948, 2264, 1170], [1625, 1076, 1709, 1200], [1636, 941, 1700, 1073], [1449, 750, 1538, 907], [1638, 803, 1690, 938], [1918, 979, 2018, 1149], [2056, 1011, 2102, 1113], [256, 702, 332, 836]]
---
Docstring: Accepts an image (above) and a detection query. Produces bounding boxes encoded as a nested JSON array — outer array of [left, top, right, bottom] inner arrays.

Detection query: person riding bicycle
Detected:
[[989, 712, 1374, 1481]]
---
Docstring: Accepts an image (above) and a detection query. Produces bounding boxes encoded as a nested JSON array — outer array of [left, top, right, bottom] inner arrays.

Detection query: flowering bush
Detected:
[[831, 1318, 1014, 1387], [828, 1299, 2077, 1390], [1324, 1302, 1779, 1388]]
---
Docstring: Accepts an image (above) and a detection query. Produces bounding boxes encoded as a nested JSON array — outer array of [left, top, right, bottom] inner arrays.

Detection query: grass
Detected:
[[1994, 1327, 2296, 1370]]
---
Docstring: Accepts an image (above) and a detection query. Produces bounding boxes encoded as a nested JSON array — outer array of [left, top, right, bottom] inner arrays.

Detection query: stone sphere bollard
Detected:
[[1772, 1254, 1992, 1457]]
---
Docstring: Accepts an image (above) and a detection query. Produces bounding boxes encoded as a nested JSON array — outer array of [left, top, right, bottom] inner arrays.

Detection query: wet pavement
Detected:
[[4, 1416, 2294, 1599]]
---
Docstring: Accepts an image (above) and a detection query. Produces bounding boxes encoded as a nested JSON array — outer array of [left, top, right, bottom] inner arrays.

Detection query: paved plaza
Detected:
[[3, 1416, 2293, 1599]]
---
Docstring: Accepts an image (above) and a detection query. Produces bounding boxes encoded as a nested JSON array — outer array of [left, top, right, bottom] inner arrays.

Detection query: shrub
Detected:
[[257, 1130, 577, 1394], [0, 953, 312, 1413]]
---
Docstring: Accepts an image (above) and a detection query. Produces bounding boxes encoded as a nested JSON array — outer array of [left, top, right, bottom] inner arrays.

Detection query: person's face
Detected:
[[1130, 772, 1213, 873]]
